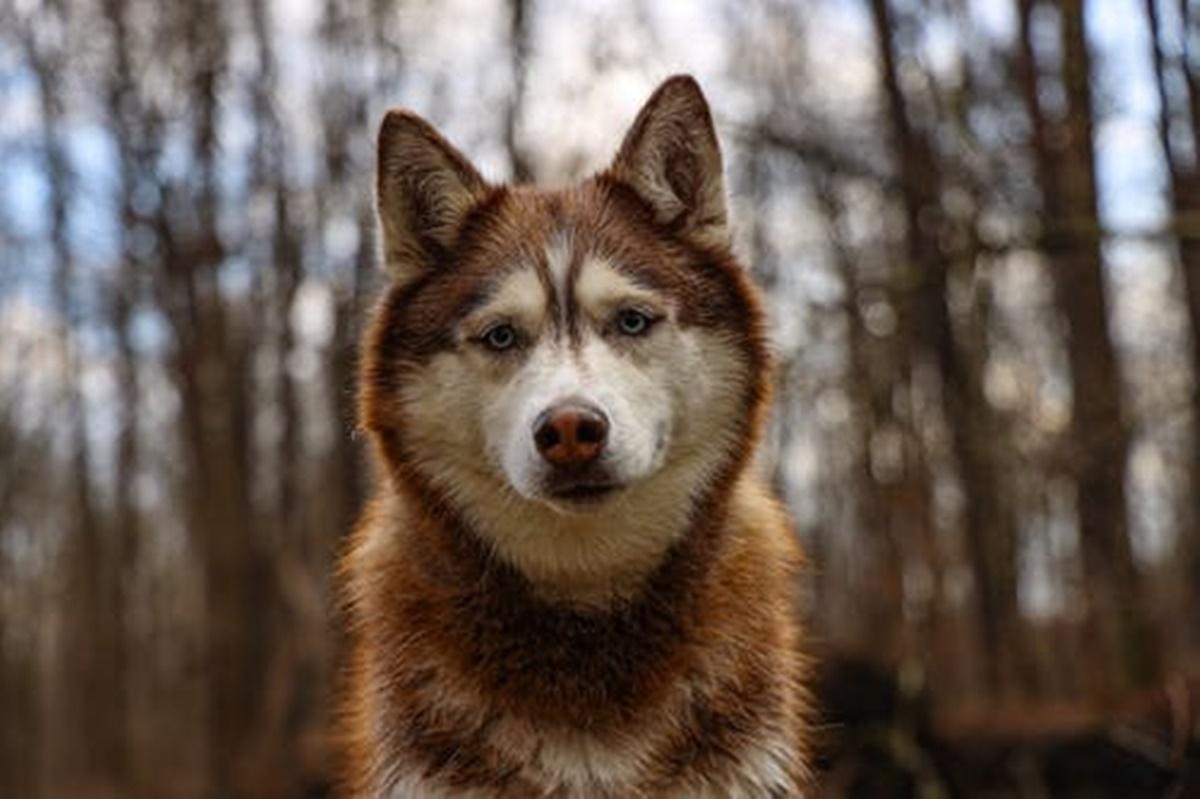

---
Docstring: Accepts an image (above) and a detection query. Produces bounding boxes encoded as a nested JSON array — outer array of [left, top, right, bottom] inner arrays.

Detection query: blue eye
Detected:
[[482, 324, 518, 351], [616, 309, 653, 336]]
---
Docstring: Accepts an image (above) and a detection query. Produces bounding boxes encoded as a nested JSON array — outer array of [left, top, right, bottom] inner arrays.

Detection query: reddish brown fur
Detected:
[[336, 76, 810, 797]]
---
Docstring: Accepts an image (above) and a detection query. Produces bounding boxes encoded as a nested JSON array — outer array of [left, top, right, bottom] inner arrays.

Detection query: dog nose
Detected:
[[533, 401, 609, 467]]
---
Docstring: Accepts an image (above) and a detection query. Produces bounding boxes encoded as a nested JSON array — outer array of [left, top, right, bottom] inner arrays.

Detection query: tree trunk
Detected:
[[504, 0, 535, 182], [24, 14, 126, 790], [1018, 0, 1158, 693], [163, 2, 272, 793], [102, 0, 143, 788], [1149, 0, 1200, 652], [870, 0, 1028, 698], [813, 173, 907, 657]]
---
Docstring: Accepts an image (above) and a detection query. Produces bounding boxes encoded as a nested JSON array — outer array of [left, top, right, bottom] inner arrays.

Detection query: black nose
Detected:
[[533, 401, 609, 468]]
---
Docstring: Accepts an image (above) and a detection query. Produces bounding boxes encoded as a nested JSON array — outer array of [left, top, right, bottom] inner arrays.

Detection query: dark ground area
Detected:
[[815, 656, 1200, 798]]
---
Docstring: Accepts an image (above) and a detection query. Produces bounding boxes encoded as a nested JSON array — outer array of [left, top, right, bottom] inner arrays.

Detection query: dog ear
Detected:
[[608, 75, 728, 248], [376, 110, 490, 284]]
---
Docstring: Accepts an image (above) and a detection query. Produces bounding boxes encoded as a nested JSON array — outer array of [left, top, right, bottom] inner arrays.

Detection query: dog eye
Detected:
[[480, 323, 518, 351], [615, 308, 654, 337]]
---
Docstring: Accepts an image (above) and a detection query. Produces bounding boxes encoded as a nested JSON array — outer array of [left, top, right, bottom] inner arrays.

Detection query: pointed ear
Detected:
[[375, 110, 490, 284], [607, 75, 729, 248]]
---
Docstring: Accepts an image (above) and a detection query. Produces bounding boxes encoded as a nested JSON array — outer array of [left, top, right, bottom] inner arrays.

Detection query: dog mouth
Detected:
[[546, 481, 622, 504]]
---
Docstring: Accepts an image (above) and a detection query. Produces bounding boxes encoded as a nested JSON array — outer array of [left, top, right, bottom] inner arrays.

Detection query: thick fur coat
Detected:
[[337, 75, 809, 797]]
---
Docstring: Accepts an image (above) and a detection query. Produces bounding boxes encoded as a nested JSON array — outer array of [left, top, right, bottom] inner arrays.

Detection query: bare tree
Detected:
[[1017, 0, 1158, 692], [868, 0, 1031, 698], [1145, 0, 1200, 649], [505, 0, 535, 182]]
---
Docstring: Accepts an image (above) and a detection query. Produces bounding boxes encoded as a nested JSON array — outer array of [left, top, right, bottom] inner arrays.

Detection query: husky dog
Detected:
[[337, 75, 809, 797]]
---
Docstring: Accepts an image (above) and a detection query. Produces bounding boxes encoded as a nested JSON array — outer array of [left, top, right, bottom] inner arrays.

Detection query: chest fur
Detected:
[[338, 487, 808, 796]]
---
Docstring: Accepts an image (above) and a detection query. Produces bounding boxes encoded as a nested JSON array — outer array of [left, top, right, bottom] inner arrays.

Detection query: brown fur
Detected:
[[336, 76, 810, 797]]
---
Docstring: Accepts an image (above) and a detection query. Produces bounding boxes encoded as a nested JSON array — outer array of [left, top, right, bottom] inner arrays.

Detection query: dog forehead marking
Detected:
[[574, 254, 663, 317], [538, 229, 670, 333], [468, 266, 548, 331], [545, 231, 574, 327]]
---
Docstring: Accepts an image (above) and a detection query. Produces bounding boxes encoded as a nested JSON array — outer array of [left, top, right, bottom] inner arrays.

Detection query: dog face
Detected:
[[469, 246, 689, 504], [362, 77, 769, 585]]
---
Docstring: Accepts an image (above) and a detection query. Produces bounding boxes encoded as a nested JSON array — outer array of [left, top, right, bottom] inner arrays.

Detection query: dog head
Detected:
[[362, 76, 770, 586]]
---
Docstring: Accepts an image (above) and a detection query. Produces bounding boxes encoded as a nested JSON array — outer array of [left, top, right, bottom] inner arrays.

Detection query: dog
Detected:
[[337, 75, 809, 797]]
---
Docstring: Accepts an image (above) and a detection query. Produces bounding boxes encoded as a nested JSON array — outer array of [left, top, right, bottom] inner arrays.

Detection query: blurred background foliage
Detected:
[[2, 0, 1200, 796]]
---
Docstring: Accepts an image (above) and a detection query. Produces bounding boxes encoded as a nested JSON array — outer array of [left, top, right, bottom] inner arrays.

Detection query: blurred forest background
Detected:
[[3, 0, 1200, 796]]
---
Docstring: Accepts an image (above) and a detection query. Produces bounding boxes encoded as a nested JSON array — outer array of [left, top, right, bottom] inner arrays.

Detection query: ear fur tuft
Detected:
[[375, 110, 489, 284], [608, 75, 729, 248]]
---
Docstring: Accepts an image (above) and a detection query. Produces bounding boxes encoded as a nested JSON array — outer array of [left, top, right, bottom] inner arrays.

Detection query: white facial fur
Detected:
[[398, 243, 750, 596], [485, 256, 676, 500], [486, 334, 670, 498]]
